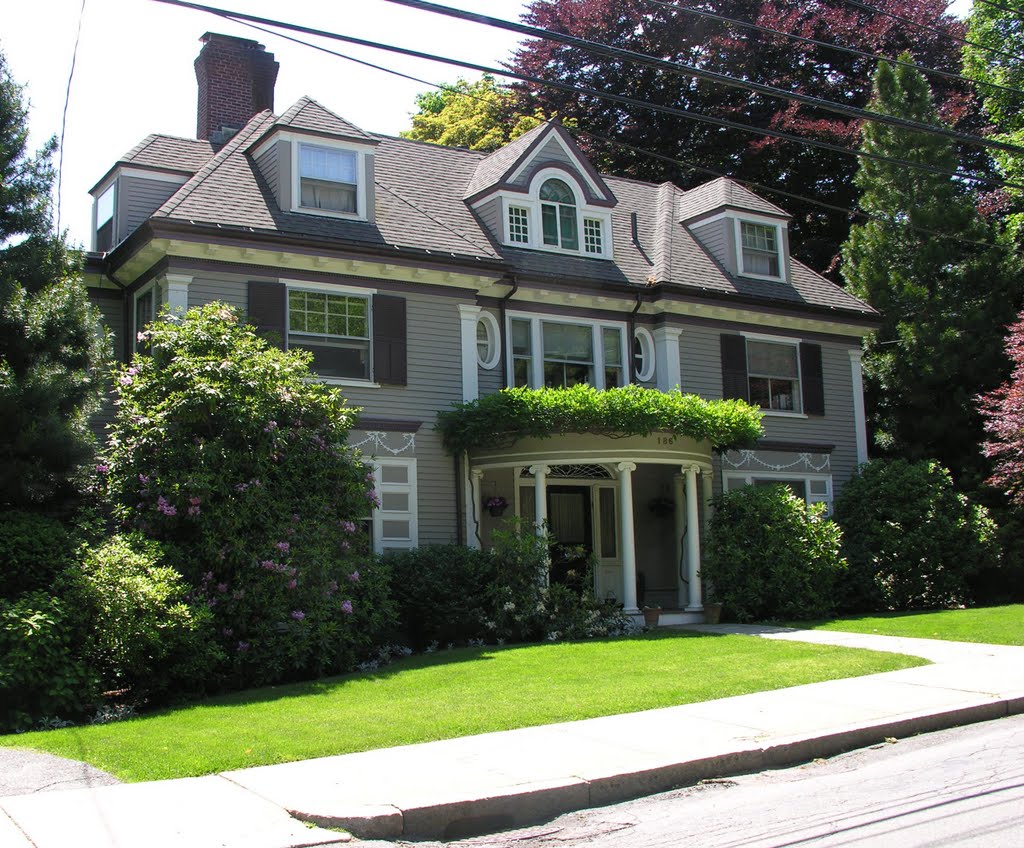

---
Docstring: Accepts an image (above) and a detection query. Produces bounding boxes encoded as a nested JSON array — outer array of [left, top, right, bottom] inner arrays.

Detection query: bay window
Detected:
[[509, 315, 626, 390]]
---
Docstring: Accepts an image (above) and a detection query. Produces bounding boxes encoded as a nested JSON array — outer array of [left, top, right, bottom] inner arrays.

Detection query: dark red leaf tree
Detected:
[[510, 0, 981, 275], [979, 311, 1024, 506]]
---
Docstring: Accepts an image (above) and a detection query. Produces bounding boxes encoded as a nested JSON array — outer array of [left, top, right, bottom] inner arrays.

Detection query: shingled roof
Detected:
[[89, 135, 217, 192], [120, 98, 872, 318]]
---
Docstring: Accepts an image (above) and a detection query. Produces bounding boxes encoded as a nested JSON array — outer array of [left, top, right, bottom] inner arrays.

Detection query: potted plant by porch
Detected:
[[643, 605, 662, 627], [703, 599, 723, 624], [485, 495, 508, 517]]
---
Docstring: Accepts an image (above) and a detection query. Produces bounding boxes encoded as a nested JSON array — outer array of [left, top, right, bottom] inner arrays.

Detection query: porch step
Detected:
[[653, 610, 705, 626]]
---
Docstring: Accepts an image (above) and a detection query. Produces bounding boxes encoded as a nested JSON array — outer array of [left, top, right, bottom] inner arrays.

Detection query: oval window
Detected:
[[633, 327, 656, 382], [476, 312, 501, 369]]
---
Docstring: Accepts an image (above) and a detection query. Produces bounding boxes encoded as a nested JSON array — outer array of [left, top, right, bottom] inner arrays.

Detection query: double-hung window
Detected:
[[739, 221, 782, 278], [747, 339, 800, 412], [288, 288, 370, 380], [298, 144, 358, 214], [510, 315, 625, 390]]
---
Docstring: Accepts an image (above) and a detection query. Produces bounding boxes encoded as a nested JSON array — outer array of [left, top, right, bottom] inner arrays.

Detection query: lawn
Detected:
[[787, 605, 1024, 646], [0, 631, 923, 782]]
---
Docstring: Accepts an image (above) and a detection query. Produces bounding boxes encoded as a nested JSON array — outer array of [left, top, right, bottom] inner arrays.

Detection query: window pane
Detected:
[[749, 376, 771, 408], [539, 179, 574, 204], [301, 179, 356, 213], [770, 380, 796, 410], [603, 328, 622, 366], [605, 366, 623, 388], [381, 520, 410, 540], [511, 319, 531, 355], [97, 184, 115, 225], [541, 204, 559, 245], [583, 218, 603, 254], [513, 358, 530, 387], [742, 223, 776, 252], [300, 146, 357, 183], [543, 323, 592, 361], [508, 206, 529, 243], [380, 465, 409, 484], [599, 488, 616, 558], [747, 341, 798, 378], [559, 205, 579, 250], [381, 493, 409, 511]]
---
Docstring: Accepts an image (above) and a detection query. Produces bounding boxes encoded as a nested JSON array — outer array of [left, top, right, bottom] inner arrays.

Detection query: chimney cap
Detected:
[[199, 31, 266, 51]]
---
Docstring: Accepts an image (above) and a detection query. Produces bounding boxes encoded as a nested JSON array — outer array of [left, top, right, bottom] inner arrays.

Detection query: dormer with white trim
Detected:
[[465, 122, 617, 260]]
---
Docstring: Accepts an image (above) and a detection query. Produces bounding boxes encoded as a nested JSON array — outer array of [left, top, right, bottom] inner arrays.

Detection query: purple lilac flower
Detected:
[[189, 496, 202, 506], [237, 641, 249, 653], [222, 627, 234, 637], [263, 420, 278, 432], [291, 610, 305, 621], [156, 496, 177, 516], [261, 559, 277, 570], [341, 600, 353, 615], [340, 520, 356, 534], [340, 541, 350, 553], [118, 374, 133, 387], [187, 504, 201, 517], [95, 464, 109, 474], [235, 482, 249, 492], [326, 580, 338, 594], [286, 579, 297, 590], [348, 570, 360, 583], [275, 541, 290, 554], [217, 583, 228, 594], [138, 474, 150, 484]]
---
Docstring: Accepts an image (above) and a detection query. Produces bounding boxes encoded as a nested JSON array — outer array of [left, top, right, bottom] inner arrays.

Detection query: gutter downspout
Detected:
[[498, 274, 519, 388], [627, 290, 643, 383]]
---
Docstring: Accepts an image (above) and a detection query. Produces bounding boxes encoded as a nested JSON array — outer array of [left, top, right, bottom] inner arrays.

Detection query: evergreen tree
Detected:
[[0, 50, 109, 507], [841, 59, 1022, 485]]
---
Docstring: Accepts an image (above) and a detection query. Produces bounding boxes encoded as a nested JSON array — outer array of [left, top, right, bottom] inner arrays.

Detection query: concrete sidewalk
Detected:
[[3, 626, 1023, 847]]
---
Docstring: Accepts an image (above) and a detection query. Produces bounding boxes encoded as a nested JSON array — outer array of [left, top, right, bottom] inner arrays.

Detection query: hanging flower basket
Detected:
[[485, 495, 508, 517]]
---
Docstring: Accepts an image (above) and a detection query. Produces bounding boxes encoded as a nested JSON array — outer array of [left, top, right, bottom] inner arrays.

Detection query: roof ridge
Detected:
[[155, 111, 276, 219], [375, 177, 499, 259]]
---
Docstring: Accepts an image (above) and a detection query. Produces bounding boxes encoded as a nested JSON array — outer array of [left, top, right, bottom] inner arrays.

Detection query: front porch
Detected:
[[463, 432, 715, 617]]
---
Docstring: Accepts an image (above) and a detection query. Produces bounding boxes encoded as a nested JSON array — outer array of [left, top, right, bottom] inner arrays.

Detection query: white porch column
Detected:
[[685, 464, 703, 611], [529, 464, 549, 533], [457, 304, 481, 402], [849, 348, 869, 466], [617, 462, 639, 614], [466, 464, 482, 549], [164, 273, 192, 317], [653, 327, 682, 392], [673, 473, 687, 608]]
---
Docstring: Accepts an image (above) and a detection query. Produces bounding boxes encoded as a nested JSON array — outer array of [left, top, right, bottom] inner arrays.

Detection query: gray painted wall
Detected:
[[88, 293, 125, 437], [689, 218, 732, 273], [476, 198, 502, 242], [119, 176, 185, 242], [509, 137, 576, 189], [254, 144, 280, 203]]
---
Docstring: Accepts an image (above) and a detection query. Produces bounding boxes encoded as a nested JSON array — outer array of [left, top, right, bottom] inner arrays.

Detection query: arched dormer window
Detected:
[[540, 178, 579, 250], [499, 169, 613, 259]]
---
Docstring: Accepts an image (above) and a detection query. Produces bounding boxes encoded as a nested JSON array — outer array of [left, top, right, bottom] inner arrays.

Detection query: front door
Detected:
[[547, 486, 592, 591]]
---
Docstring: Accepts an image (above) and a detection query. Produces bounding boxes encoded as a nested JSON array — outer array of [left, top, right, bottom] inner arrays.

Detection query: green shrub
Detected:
[[702, 486, 847, 622], [388, 545, 497, 649], [101, 303, 393, 688], [0, 591, 99, 732], [834, 459, 998, 611], [65, 533, 223, 705], [0, 510, 74, 599]]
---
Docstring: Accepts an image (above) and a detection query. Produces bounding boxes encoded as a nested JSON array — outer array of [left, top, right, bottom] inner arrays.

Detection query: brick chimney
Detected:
[[195, 32, 279, 144]]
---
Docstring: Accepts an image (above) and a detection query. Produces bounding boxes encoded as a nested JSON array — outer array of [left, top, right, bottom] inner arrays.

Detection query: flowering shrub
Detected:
[[102, 304, 395, 688]]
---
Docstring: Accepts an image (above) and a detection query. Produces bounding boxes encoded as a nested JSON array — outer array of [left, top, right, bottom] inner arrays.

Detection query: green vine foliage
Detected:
[[102, 303, 395, 688], [437, 385, 763, 454]]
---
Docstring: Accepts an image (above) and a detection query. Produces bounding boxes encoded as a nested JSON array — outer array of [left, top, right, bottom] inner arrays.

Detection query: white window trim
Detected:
[[734, 215, 785, 282], [486, 178, 614, 259], [290, 137, 368, 221], [506, 311, 629, 390], [132, 281, 161, 352], [740, 331, 804, 416], [476, 311, 501, 370], [284, 280, 375, 383], [369, 458, 418, 552], [723, 471, 833, 509], [633, 327, 656, 382]]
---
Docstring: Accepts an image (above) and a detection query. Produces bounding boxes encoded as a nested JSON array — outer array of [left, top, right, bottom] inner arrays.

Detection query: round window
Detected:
[[476, 312, 501, 369], [634, 328, 656, 382]]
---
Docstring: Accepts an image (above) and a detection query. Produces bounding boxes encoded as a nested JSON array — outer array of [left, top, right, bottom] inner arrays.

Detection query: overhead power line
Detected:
[[647, 0, 1024, 98], [378, 0, 1024, 158], [57, 0, 87, 235], [960, 0, 1024, 21], [204, 5, 1006, 253], [842, 0, 1024, 65], [147, 0, 1024, 193]]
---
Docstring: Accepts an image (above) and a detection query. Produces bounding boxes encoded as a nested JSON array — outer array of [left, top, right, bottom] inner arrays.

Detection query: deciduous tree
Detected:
[[979, 311, 1024, 506]]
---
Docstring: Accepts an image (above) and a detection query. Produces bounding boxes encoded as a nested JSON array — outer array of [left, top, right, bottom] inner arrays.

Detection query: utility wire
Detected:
[[842, 0, 1024, 64], [57, 0, 87, 235], [647, 0, 1024, 98], [223, 9, 1004, 253], [378, 0, 1024, 157], [147, 0, 1024, 193], [970, 0, 1024, 21]]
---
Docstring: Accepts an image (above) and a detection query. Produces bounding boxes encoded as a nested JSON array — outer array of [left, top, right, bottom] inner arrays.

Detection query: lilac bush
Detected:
[[102, 304, 394, 688]]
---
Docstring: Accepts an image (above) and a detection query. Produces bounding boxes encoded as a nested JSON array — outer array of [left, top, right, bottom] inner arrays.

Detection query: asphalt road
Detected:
[[402, 714, 1024, 848]]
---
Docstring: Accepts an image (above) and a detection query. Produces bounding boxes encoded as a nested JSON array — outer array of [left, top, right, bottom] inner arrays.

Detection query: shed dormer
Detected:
[[680, 178, 792, 283], [466, 122, 617, 259], [248, 97, 379, 223]]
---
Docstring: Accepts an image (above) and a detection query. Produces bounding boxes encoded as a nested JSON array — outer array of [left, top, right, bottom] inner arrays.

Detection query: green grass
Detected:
[[0, 631, 924, 782], [786, 605, 1024, 646]]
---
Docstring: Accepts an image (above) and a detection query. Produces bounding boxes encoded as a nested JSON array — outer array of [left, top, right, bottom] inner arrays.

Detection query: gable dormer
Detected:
[[466, 122, 617, 259], [680, 178, 792, 283], [248, 97, 379, 223]]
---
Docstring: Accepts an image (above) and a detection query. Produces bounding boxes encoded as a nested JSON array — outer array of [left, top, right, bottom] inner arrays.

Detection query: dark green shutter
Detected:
[[247, 281, 287, 349], [373, 294, 407, 385], [800, 342, 825, 416], [720, 334, 748, 401]]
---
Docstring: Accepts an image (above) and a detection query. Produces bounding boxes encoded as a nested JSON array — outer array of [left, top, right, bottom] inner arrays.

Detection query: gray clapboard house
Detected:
[[84, 33, 878, 620]]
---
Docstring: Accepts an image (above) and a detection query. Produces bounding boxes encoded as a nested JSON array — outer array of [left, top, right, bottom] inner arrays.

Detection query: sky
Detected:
[[4, 0, 975, 249]]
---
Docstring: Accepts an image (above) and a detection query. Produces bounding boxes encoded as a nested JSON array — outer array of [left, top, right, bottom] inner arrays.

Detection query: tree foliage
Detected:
[[979, 310, 1024, 506], [0, 50, 109, 507], [509, 0, 977, 274], [401, 75, 546, 152], [840, 59, 1022, 483]]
